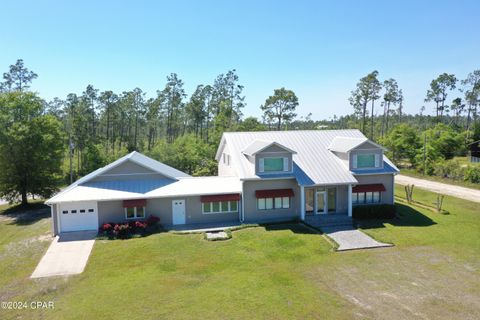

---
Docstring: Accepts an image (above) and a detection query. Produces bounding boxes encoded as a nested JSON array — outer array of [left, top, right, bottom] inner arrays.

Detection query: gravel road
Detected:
[[396, 174, 480, 204]]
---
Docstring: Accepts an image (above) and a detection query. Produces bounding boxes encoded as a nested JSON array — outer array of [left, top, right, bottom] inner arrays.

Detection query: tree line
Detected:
[[0, 59, 478, 204]]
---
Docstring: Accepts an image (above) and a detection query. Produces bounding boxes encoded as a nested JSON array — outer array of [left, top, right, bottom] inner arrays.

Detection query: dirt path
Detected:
[[396, 174, 480, 204]]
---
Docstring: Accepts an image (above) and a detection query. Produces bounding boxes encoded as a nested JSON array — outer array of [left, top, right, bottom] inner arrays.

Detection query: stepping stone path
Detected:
[[205, 231, 229, 240]]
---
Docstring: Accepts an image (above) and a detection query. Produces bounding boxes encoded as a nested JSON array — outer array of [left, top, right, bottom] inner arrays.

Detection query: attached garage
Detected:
[[58, 201, 98, 232]]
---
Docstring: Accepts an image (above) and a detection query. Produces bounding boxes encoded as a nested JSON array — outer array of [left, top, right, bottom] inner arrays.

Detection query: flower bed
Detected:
[[98, 215, 161, 239]]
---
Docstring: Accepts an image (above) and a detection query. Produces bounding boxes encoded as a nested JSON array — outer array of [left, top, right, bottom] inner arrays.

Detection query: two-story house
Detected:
[[46, 130, 398, 234]]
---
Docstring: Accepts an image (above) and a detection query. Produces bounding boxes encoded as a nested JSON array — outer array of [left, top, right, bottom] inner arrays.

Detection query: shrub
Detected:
[[146, 215, 160, 226], [353, 204, 396, 219], [114, 223, 131, 239], [464, 166, 480, 183], [100, 223, 113, 232]]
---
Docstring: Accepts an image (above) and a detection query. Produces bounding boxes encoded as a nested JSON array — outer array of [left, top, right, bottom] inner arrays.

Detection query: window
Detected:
[[202, 201, 239, 214], [80, 209, 86, 213], [264, 157, 284, 172], [305, 189, 314, 213], [356, 154, 375, 168], [258, 198, 266, 210], [71, 210, 77, 214], [257, 197, 291, 210], [274, 197, 282, 209], [352, 192, 381, 205], [203, 202, 211, 213], [282, 197, 290, 209], [88, 209, 94, 213], [137, 207, 145, 218], [62, 210, 68, 214], [327, 188, 336, 212], [352, 193, 358, 205], [125, 206, 146, 219]]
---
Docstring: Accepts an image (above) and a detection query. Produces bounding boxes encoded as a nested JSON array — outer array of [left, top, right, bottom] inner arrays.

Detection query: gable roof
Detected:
[[46, 176, 241, 204], [46, 151, 190, 204], [242, 140, 297, 156], [328, 136, 386, 153], [219, 130, 368, 185]]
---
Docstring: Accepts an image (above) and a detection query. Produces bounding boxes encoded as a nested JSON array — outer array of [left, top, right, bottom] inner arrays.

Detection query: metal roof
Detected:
[[242, 140, 297, 156], [328, 137, 368, 153], [351, 157, 399, 175], [46, 151, 190, 204], [47, 177, 242, 204], [219, 129, 395, 185]]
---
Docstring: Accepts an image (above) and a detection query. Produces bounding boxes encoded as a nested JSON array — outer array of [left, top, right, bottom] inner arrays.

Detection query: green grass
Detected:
[[1, 191, 480, 319], [401, 167, 480, 190]]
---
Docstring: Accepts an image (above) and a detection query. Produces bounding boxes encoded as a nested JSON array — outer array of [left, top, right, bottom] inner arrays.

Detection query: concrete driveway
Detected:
[[31, 231, 96, 278], [396, 174, 480, 203]]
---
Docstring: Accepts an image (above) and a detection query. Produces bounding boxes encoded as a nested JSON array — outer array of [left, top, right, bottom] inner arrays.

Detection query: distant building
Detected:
[[468, 140, 480, 163]]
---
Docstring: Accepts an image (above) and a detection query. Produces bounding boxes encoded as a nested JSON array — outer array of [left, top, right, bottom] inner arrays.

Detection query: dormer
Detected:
[[328, 137, 385, 171], [242, 140, 297, 175]]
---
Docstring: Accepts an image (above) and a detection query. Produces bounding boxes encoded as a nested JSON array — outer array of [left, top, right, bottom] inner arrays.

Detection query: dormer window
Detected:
[[353, 153, 381, 169], [259, 157, 289, 173], [357, 154, 375, 168]]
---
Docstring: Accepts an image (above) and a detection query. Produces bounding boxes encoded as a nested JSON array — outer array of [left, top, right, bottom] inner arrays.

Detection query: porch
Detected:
[[304, 213, 353, 228]]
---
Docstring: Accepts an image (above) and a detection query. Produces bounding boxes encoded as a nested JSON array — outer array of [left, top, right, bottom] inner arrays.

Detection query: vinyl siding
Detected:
[[354, 174, 395, 204], [98, 196, 239, 226], [243, 179, 300, 223], [89, 160, 169, 182]]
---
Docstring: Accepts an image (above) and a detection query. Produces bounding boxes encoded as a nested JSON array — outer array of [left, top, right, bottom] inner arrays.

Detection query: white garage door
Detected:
[[58, 201, 98, 232]]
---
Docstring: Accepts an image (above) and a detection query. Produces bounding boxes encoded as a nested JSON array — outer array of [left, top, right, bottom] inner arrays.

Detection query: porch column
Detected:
[[348, 184, 352, 217], [300, 185, 305, 221]]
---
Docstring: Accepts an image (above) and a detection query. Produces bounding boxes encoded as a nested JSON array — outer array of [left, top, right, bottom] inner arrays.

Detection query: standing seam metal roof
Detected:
[[221, 130, 387, 185]]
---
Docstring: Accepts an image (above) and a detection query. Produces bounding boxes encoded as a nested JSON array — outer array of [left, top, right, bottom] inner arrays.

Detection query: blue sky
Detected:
[[1, 0, 478, 120]]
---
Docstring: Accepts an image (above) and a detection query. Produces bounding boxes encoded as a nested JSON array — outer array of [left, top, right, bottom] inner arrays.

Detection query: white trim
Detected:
[[352, 154, 358, 169], [124, 206, 146, 219], [99, 172, 160, 177], [201, 200, 239, 214], [374, 154, 380, 167], [259, 158, 265, 173]]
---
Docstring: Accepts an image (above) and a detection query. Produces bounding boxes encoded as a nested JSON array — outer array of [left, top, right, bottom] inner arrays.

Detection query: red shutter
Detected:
[[123, 199, 147, 208], [200, 194, 241, 203], [255, 189, 294, 198], [352, 184, 386, 193]]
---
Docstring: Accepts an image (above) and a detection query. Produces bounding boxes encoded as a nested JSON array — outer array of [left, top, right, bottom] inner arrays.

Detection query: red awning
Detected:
[[255, 189, 294, 199], [123, 199, 147, 208], [200, 194, 241, 203], [352, 184, 386, 193]]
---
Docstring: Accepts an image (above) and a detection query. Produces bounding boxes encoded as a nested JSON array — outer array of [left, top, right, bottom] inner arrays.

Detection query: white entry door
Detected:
[[172, 199, 186, 225], [59, 201, 98, 232]]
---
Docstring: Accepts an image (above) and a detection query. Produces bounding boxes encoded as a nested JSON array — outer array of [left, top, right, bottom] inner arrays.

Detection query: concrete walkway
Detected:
[[31, 231, 96, 278], [396, 174, 480, 204], [322, 226, 393, 251]]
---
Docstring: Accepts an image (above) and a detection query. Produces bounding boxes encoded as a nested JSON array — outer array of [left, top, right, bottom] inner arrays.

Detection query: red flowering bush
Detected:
[[135, 221, 147, 229], [100, 223, 113, 232], [146, 215, 160, 226], [114, 223, 131, 238], [97, 215, 161, 240]]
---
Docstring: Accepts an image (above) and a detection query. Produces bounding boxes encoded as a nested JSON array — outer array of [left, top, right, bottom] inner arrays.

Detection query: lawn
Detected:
[[1, 188, 479, 320]]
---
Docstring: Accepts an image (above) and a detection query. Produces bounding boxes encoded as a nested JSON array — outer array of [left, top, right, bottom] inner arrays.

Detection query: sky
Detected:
[[0, 0, 479, 120]]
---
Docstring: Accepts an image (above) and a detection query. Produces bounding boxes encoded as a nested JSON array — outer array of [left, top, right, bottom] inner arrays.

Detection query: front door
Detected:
[[315, 191, 326, 214], [172, 200, 186, 225]]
